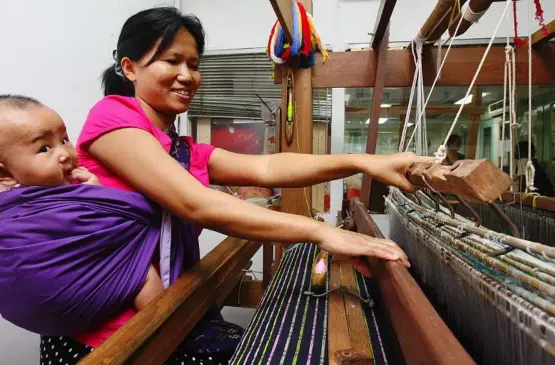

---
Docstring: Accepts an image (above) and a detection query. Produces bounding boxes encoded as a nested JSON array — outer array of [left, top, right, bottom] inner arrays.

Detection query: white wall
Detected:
[[183, 0, 555, 51], [0, 1, 175, 364], [0, 0, 175, 142]]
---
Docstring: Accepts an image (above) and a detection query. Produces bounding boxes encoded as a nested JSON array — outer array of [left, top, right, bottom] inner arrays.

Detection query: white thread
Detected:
[[500, 8, 511, 172], [435, 0, 512, 162], [509, 44, 517, 182], [404, 3, 468, 153], [398, 66, 418, 152], [526, 0, 536, 193]]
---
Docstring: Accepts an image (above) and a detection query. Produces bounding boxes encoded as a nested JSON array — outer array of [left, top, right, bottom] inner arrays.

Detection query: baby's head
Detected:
[[0, 95, 77, 189]]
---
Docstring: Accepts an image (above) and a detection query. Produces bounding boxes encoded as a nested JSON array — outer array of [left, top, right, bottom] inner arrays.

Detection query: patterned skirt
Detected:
[[40, 319, 243, 365]]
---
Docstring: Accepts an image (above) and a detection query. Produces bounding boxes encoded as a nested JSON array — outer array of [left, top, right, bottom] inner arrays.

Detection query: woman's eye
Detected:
[[62, 137, 69, 145], [165, 59, 178, 65], [39, 146, 51, 153]]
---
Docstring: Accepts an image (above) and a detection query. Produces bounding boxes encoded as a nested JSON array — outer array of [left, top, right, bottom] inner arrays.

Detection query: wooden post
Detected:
[[531, 19, 555, 47], [274, 0, 314, 217], [466, 86, 482, 159], [360, 24, 390, 210]]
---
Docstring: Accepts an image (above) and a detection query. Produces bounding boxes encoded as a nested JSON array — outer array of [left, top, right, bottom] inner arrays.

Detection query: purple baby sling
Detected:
[[0, 184, 201, 335]]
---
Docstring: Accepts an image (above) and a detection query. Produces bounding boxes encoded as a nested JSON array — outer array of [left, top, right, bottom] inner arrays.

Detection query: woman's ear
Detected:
[[0, 163, 18, 188], [120, 57, 137, 82]]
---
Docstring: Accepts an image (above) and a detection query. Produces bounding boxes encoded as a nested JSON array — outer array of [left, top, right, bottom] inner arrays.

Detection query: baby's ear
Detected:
[[0, 163, 18, 188]]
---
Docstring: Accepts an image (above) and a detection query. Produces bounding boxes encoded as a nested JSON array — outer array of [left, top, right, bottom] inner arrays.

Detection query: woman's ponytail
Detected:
[[101, 64, 135, 97]]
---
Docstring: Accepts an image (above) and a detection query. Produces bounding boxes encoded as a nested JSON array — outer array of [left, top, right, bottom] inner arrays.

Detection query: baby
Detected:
[[0, 94, 162, 310]]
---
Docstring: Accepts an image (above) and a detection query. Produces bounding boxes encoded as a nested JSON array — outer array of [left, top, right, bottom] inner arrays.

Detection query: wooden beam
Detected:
[[361, 24, 390, 209], [346, 105, 484, 116], [328, 262, 374, 365], [269, 0, 294, 42], [275, 44, 555, 88], [531, 19, 555, 47], [406, 159, 512, 203], [371, 0, 397, 49], [80, 237, 261, 365], [328, 263, 353, 365], [351, 198, 475, 365]]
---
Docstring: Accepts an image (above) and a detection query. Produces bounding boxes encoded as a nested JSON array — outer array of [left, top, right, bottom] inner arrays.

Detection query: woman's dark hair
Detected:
[[102, 7, 205, 97]]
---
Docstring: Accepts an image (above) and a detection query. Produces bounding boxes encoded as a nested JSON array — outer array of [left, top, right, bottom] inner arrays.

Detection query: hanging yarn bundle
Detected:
[[267, 0, 329, 69]]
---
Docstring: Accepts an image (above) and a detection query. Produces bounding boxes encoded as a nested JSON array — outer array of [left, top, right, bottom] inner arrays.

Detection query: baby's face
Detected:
[[0, 106, 77, 187]]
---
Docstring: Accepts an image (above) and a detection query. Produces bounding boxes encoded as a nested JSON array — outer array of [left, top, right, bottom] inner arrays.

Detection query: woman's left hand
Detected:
[[360, 152, 434, 192]]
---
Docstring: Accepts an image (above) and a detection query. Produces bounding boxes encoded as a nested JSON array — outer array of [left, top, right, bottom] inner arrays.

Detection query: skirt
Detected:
[[39, 319, 244, 365]]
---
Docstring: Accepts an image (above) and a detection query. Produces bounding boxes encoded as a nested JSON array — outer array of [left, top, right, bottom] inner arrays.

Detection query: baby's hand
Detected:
[[71, 167, 101, 186]]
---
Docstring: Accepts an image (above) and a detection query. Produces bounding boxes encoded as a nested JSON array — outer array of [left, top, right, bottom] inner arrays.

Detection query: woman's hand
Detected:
[[313, 224, 409, 277], [361, 152, 434, 192]]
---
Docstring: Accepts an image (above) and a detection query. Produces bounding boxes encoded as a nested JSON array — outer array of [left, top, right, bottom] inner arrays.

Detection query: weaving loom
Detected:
[[78, 1, 555, 364], [385, 1, 555, 364], [387, 188, 555, 365]]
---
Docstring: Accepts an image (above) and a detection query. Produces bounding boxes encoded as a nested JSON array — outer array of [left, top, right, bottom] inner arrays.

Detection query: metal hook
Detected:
[[454, 194, 482, 227], [422, 176, 455, 219], [304, 285, 374, 307], [488, 202, 520, 257]]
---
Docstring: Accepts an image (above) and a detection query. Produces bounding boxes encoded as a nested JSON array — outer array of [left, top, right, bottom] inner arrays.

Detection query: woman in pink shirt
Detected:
[[39, 6, 429, 365]]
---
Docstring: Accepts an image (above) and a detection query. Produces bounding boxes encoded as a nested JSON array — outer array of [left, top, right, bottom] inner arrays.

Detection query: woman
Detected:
[[39, 7, 430, 365]]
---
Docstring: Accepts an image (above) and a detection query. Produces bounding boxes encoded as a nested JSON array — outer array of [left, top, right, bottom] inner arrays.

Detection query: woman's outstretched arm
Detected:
[[87, 128, 410, 276], [207, 149, 433, 191]]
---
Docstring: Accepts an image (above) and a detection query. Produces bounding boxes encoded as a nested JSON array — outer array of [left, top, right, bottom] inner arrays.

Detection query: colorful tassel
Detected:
[[266, 0, 329, 69]]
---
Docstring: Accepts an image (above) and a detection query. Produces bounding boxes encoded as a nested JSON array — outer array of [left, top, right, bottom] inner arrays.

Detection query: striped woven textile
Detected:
[[230, 243, 390, 365]]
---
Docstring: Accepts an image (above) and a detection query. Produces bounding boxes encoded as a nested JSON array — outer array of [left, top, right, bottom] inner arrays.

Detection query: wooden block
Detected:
[[310, 250, 329, 294], [406, 159, 511, 203]]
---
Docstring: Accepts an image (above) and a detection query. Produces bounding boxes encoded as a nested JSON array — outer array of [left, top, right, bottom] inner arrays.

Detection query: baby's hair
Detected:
[[0, 94, 42, 110]]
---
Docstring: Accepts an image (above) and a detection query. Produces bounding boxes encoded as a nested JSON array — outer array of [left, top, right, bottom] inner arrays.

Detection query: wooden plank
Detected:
[[80, 237, 261, 365], [406, 159, 511, 203], [361, 24, 390, 209], [328, 262, 352, 365], [532, 19, 555, 47], [339, 264, 374, 359], [351, 198, 475, 365], [371, 0, 397, 49], [269, 0, 294, 42], [346, 105, 484, 116], [501, 191, 555, 212], [224, 278, 264, 308], [465, 86, 482, 159], [275, 44, 555, 88]]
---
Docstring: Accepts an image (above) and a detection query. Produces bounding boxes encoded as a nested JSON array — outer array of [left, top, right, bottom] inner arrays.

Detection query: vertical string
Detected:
[[404, 4, 468, 152], [434, 0, 512, 163], [525, 0, 536, 192]]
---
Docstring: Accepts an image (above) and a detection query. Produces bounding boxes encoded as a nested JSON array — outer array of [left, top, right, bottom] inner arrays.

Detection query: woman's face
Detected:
[[126, 28, 201, 119]]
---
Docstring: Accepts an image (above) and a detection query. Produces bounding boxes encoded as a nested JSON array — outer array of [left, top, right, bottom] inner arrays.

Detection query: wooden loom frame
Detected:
[[81, 1, 554, 364]]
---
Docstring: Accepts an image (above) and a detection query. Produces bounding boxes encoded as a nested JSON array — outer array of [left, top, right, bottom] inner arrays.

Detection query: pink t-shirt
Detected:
[[74, 95, 215, 348]]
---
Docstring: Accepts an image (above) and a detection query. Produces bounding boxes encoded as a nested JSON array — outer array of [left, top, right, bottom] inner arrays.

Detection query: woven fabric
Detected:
[[230, 243, 389, 365]]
